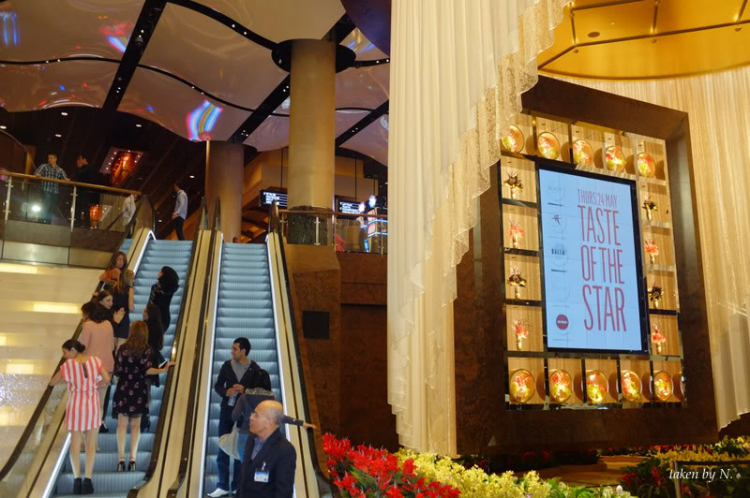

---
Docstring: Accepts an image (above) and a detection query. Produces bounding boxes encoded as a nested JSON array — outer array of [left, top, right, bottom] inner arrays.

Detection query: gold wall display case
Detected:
[[500, 111, 685, 412]]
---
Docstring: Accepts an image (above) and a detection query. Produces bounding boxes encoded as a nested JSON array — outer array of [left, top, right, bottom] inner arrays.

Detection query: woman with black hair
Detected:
[[140, 304, 166, 432], [147, 266, 179, 331], [49, 339, 111, 495], [95, 289, 125, 335]]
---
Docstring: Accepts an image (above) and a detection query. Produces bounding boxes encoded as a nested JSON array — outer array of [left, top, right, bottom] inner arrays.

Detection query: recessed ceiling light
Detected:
[[0, 125, 6, 130], [61, 111, 68, 116], [588, 31, 600, 38], [189, 175, 195, 178], [55, 134, 62, 138], [158, 219, 162, 222], [136, 123, 142, 128]]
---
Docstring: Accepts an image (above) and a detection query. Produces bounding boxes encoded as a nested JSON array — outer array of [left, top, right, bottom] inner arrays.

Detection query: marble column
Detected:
[[287, 37, 336, 244], [205, 141, 243, 242]]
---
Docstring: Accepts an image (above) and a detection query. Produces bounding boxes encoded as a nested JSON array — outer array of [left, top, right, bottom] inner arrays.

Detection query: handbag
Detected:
[[218, 424, 241, 460]]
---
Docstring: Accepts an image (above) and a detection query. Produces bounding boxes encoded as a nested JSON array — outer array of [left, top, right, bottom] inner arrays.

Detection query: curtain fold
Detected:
[[562, 70, 750, 430], [387, 0, 568, 454]]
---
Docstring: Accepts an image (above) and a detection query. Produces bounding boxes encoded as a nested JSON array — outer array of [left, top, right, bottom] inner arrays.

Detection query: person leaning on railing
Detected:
[[34, 153, 68, 224]]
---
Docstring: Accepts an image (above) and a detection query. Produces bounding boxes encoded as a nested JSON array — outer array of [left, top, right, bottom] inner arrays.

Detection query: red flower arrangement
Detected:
[[323, 433, 462, 498]]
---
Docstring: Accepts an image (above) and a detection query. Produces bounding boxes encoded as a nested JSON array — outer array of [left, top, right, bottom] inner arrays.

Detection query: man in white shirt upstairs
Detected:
[[172, 182, 187, 240]]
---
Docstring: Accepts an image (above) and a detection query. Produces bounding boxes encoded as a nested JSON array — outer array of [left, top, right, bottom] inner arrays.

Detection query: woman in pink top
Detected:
[[79, 301, 123, 432], [49, 339, 111, 495]]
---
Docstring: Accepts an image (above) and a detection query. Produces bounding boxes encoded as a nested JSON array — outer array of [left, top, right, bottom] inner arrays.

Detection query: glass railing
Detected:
[[1, 172, 150, 232], [278, 208, 388, 255]]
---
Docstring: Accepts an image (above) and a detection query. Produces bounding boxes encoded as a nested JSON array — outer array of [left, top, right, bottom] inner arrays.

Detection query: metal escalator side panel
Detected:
[[266, 233, 320, 498], [185, 234, 224, 497]]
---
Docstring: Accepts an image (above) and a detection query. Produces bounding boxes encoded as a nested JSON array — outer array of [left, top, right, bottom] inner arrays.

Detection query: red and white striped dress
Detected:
[[61, 356, 102, 432]]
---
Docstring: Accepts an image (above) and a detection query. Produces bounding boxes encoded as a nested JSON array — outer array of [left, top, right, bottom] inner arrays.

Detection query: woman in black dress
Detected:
[[140, 304, 165, 432], [111, 269, 135, 349], [147, 266, 179, 331], [113, 321, 173, 472]]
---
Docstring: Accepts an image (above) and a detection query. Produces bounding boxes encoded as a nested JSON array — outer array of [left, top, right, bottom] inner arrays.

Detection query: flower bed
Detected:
[[617, 437, 750, 497], [323, 433, 629, 497]]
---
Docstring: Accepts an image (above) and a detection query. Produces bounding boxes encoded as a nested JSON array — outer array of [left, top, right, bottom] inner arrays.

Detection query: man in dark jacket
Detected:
[[237, 400, 296, 498], [71, 155, 99, 228], [208, 338, 271, 498]]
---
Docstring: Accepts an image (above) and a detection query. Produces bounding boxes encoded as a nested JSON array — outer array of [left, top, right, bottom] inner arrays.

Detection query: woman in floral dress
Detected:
[[112, 321, 173, 471]]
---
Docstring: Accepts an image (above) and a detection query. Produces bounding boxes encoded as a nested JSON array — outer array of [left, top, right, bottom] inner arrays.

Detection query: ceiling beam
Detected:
[[335, 100, 389, 147], [101, 0, 168, 114]]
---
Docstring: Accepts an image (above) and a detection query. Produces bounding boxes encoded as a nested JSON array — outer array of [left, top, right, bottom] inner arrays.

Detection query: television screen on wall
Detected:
[[538, 164, 649, 353]]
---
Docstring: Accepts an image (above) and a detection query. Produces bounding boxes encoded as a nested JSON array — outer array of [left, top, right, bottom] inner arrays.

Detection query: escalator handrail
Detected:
[[0, 200, 154, 484], [166, 198, 222, 497], [268, 201, 339, 496], [128, 198, 209, 497]]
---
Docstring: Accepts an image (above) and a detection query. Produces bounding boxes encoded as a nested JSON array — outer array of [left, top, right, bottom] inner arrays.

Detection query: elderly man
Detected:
[[237, 400, 296, 498]]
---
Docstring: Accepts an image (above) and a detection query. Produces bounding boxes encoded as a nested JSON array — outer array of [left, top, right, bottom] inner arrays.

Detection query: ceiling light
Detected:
[[158, 219, 162, 222], [61, 111, 68, 116], [232, 24, 236, 28], [136, 123, 142, 128], [243, 31, 247, 35], [0, 125, 6, 130], [55, 134, 62, 138]]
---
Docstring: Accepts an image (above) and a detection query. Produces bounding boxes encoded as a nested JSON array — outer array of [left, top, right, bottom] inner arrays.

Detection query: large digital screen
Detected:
[[539, 165, 648, 353]]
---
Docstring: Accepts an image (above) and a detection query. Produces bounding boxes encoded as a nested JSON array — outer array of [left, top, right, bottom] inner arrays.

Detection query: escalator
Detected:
[[203, 243, 281, 493], [164, 200, 333, 497], [52, 240, 193, 497]]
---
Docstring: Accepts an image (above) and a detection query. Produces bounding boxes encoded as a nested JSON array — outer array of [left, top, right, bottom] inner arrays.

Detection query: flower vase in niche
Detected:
[[651, 324, 667, 354], [645, 239, 659, 264], [507, 266, 526, 300], [501, 125, 525, 153], [605, 145, 626, 172], [549, 370, 572, 403], [648, 284, 663, 309], [508, 219, 524, 249], [504, 171, 523, 199], [513, 320, 529, 350], [642, 195, 658, 221]]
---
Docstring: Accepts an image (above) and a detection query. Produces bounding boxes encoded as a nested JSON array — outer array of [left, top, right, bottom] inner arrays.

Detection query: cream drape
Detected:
[[387, 0, 567, 453], [561, 70, 750, 430]]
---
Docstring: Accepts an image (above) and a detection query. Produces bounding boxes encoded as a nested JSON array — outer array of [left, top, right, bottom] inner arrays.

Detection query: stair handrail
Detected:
[[165, 198, 222, 497], [268, 200, 339, 496], [0, 199, 155, 485], [127, 198, 209, 497]]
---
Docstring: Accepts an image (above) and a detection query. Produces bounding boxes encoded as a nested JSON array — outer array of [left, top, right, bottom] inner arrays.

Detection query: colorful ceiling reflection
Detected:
[[1, 11, 19, 47], [101, 21, 133, 53], [187, 100, 223, 141]]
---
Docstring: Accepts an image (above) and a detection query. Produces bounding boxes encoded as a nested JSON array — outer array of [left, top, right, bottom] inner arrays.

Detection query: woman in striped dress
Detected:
[[49, 339, 111, 495]]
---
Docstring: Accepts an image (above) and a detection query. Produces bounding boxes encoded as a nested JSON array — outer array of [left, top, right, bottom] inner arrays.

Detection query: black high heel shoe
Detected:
[[117, 460, 125, 472], [82, 478, 94, 495], [128, 460, 136, 472]]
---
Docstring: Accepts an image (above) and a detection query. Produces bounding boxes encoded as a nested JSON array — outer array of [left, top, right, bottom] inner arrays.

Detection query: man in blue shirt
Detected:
[[34, 153, 69, 224], [172, 181, 187, 240]]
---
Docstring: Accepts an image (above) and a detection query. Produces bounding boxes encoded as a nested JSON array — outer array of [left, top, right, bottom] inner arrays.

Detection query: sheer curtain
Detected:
[[562, 70, 750, 430], [388, 0, 567, 454]]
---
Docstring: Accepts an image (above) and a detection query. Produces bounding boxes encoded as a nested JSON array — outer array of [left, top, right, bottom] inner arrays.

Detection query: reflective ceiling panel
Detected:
[[0, 61, 117, 111], [0, 0, 144, 61], [340, 28, 388, 61], [341, 114, 388, 166], [573, 1, 652, 43], [140, 4, 287, 110], [243, 116, 288, 152], [656, 0, 744, 33], [119, 67, 250, 142], [542, 24, 750, 79], [336, 64, 390, 109], [245, 109, 370, 152], [191, 0, 344, 43], [539, 0, 750, 79]]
